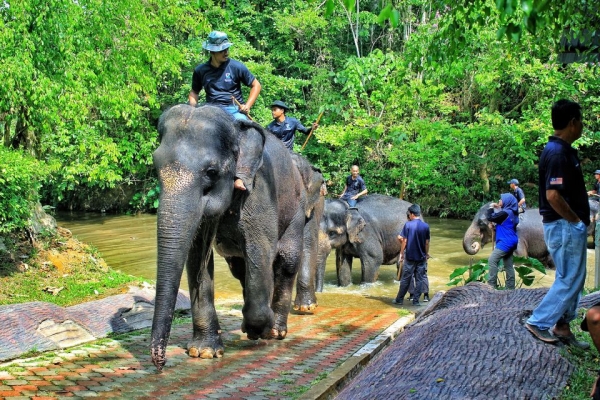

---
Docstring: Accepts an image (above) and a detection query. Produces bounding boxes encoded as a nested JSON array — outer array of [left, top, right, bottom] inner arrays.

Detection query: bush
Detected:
[[0, 147, 49, 233]]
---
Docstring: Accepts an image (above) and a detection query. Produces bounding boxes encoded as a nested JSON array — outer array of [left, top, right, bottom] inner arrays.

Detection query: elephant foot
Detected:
[[271, 326, 287, 340], [241, 319, 274, 340], [186, 337, 224, 359], [293, 302, 318, 313]]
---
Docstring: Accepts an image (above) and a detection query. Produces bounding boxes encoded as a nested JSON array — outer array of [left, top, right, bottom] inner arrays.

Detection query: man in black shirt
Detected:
[[188, 31, 262, 191], [525, 99, 590, 350], [266, 101, 318, 151]]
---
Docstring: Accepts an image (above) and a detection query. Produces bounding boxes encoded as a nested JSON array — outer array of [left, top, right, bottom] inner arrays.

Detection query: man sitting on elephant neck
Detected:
[[393, 204, 430, 306], [339, 165, 368, 207], [486, 193, 519, 290], [266, 101, 318, 151], [188, 31, 262, 192]]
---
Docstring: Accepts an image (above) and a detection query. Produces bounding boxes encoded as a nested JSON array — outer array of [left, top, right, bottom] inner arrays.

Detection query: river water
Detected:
[[55, 212, 598, 308]]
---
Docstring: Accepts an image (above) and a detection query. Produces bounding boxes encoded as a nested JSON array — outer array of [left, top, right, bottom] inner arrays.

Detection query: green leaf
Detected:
[[449, 266, 470, 280], [390, 9, 400, 29], [521, 0, 533, 15], [325, 0, 335, 17], [343, 0, 355, 13], [377, 4, 393, 25]]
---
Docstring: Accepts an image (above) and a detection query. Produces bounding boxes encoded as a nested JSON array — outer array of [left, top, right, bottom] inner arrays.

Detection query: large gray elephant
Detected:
[[291, 153, 326, 312], [463, 200, 598, 269], [150, 105, 306, 370], [317, 194, 414, 287]]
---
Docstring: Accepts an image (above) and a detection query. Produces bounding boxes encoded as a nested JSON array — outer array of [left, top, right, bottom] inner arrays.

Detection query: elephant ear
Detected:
[[234, 120, 266, 193], [345, 209, 366, 243]]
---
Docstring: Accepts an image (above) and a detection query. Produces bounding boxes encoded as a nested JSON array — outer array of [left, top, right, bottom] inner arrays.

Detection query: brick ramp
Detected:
[[337, 282, 597, 400], [0, 305, 402, 399]]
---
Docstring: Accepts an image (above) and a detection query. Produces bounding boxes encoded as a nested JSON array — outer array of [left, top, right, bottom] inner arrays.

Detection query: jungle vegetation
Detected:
[[1, 0, 600, 232]]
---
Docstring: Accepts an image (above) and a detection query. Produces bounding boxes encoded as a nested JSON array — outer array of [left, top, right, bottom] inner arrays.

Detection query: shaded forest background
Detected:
[[1, 0, 600, 232]]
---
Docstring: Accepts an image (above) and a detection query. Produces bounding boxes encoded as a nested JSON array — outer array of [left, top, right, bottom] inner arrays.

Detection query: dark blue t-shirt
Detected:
[[513, 187, 526, 210], [191, 59, 256, 106], [538, 136, 590, 225], [266, 116, 310, 151], [399, 219, 430, 262], [341, 175, 366, 200]]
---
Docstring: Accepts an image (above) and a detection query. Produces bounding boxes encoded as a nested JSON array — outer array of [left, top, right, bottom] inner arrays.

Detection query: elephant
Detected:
[[290, 153, 326, 312], [317, 194, 414, 287], [150, 105, 306, 370], [463, 199, 598, 269]]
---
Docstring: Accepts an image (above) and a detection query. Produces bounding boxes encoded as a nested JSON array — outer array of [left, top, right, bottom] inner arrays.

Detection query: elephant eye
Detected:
[[206, 168, 218, 180]]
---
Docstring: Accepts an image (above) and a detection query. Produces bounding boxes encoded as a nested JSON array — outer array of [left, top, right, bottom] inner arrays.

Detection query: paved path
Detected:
[[0, 301, 414, 399]]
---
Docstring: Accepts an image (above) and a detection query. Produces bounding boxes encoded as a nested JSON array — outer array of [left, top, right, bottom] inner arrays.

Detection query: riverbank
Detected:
[[0, 227, 148, 307]]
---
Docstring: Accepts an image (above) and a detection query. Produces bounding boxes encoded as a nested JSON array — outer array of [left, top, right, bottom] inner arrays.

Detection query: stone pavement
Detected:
[[0, 301, 415, 399]]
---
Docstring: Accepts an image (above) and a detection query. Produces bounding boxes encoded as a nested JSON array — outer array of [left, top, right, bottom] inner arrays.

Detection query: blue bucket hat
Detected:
[[594, 170, 600, 175], [507, 179, 519, 185], [202, 31, 233, 52]]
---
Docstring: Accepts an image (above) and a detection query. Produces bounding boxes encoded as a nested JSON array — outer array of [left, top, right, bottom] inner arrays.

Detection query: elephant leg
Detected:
[[360, 248, 383, 283], [294, 215, 319, 313], [226, 256, 246, 295], [273, 215, 305, 337], [336, 248, 353, 286], [315, 230, 331, 293], [185, 241, 224, 359], [239, 242, 277, 341]]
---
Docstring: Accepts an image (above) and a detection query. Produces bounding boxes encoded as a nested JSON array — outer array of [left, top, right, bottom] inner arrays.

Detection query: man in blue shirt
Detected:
[[508, 178, 527, 213], [266, 101, 318, 151], [525, 99, 590, 349], [393, 204, 430, 306], [188, 31, 262, 191], [339, 165, 367, 207]]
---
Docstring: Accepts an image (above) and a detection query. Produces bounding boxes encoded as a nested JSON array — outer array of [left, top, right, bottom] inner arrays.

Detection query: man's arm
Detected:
[[546, 189, 580, 223], [351, 189, 368, 200], [398, 235, 406, 260], [188, 90, 199, 107], [339, 185, 347, 198], [239, 79, 261, 114], [425, 239, 430, 259]]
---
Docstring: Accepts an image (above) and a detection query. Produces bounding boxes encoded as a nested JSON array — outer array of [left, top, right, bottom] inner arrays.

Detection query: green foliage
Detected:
[[448, 256, 546, 288], [0, 147, 48, 233], [1, 0, 600, 223]]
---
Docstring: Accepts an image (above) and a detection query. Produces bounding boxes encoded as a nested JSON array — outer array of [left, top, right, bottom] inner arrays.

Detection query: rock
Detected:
[[28, 203, 57, 235]]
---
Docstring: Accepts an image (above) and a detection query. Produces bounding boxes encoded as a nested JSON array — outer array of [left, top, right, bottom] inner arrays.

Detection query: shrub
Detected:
[[0, 147, 49, 233]]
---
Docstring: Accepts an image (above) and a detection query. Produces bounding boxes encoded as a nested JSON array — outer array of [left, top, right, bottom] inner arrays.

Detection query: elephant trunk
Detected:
[[151, 197, 205, 371], [315, 229, 332, 292], [463, 224, 482, 255]]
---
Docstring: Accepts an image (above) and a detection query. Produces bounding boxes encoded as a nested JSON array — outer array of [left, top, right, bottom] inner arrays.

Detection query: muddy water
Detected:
[[55, 212, 598, 308]]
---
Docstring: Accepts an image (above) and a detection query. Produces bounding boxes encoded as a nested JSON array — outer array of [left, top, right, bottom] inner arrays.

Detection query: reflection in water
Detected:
[[55, 212, 598, 307]]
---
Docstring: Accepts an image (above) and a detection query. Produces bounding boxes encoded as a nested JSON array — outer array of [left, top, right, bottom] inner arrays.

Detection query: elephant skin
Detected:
[[463, 200, 598, 269], [317, 194, 414, 287], [290, 153, 326, 313], [150, 105, 306, 370]]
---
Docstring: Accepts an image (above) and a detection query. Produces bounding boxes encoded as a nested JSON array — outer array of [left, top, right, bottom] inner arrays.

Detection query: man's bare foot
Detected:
[[234, 178, 246, 191]]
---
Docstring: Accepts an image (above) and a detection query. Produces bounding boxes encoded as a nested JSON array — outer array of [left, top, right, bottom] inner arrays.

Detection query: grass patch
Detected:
[[559, 314, 599, 399], [0, 228, 150, 306]]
